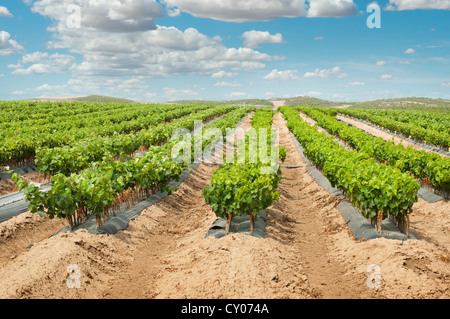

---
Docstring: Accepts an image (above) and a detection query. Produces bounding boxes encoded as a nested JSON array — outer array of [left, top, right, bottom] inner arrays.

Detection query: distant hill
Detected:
[[169, 99, 273, 106], [74, 95, 137, 103], [284, 96, 354, 108], [350, 97, 450, 111]]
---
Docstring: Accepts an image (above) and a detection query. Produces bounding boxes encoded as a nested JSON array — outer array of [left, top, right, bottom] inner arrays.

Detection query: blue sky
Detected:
[[0, 0, 449, 102]]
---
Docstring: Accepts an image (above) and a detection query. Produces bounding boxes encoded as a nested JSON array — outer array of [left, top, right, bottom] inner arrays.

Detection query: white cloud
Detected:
[[163, 0, 307, 22], [307, 0, 359, 17], [0, 31, 24, 56], [399, 60, 411, 64], [263, 69, 299, 80], [385, 0, 450, 11], [376, 60, 387, 66], [226, 92, 247, 98], [0, 6, 13, 17], [30, 0, 163, 32], [211, 71, 238, 78], [314, 36, 324, 40], [306, 91, 322, 96], [241, 30, 284, 48], [441, 83, 450, 87], [12, 90, 26, 95], [163, 87, 199, 99], [12, 52, 76, 75], [213, 81, 242, 87], [380, 74, 393, 79], [25, 1, 274, 78], [29, 77, 151, 100], [304, 66, 347, 78], [163, 0, 359, 21], [404, 48, 416, 54], [348, 81, 365, 86]]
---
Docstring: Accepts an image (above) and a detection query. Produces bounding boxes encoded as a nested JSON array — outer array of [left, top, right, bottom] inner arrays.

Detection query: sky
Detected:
[[0, 0, 449, 103]]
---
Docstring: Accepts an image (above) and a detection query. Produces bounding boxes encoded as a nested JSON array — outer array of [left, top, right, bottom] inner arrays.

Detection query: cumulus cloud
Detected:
[[213, 81, 242, 87], [304, 66, 347, 78], [0, 6, 13, 17], [307, 0, 359, 17], [380, 74, 393, 79], [11, 52, 76, 75], [163, 87, 199, 99], [263, 69, 299, 80], [163, 0, 307, 22], [25, 1, 274, 78], [29, 0, 163, 32], [404, 48, 416, 54], [163, 0, 359, 22], [376, 60, 387, 66], [241, 30, 284, 48], [441, 82, 450, 87], [12, 90, 26, 95], [348, 81, 365, 86], [31, 77, 151, 99], [305, 91, 322, 96], [385, 0, 450, 11], [211, 71, 238, 78], [0, 31, 24, 56], [226, 92, 247, 98]]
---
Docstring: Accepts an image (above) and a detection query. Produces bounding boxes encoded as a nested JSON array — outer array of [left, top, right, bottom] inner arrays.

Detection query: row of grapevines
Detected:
[[301, 107, 450, 197], [35, 105, 237, 176], [0, 102, 196, 140], [0, 101, 153, 128], [0, 103, 214, 167], [280, 106, 420, 235], [11, 106, 255, 230], [0, 101, 133, 123], [338, 108, 450, 149], [202, 108, 285, 236]]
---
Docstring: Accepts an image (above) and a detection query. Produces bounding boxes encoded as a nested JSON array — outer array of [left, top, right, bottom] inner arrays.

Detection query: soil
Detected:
[[0, 109, 448, 299], [0, 172, 50, 196]]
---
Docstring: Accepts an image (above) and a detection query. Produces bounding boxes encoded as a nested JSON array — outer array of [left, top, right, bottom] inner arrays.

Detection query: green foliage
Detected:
[[11, 105, 255, 229], [280, 105, 420, 222], [202, 109, 284, 224], [304, 107, 450, 193]]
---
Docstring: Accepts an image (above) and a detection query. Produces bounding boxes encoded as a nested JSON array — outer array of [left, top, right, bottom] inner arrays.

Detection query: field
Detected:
[[0, 99, 449, 302]]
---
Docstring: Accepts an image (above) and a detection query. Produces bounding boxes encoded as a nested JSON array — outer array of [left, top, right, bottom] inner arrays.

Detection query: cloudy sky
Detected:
[[1, 0, 449, 102]]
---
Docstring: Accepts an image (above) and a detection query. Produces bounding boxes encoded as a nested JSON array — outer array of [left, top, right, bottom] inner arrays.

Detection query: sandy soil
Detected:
[[0, 179, 18, 196], [0, 172, 50, 196], [0, 112, 448, 299]]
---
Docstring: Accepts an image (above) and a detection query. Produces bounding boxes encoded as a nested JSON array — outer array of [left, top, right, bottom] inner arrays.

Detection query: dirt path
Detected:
[[271, 100, 286, 110]]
